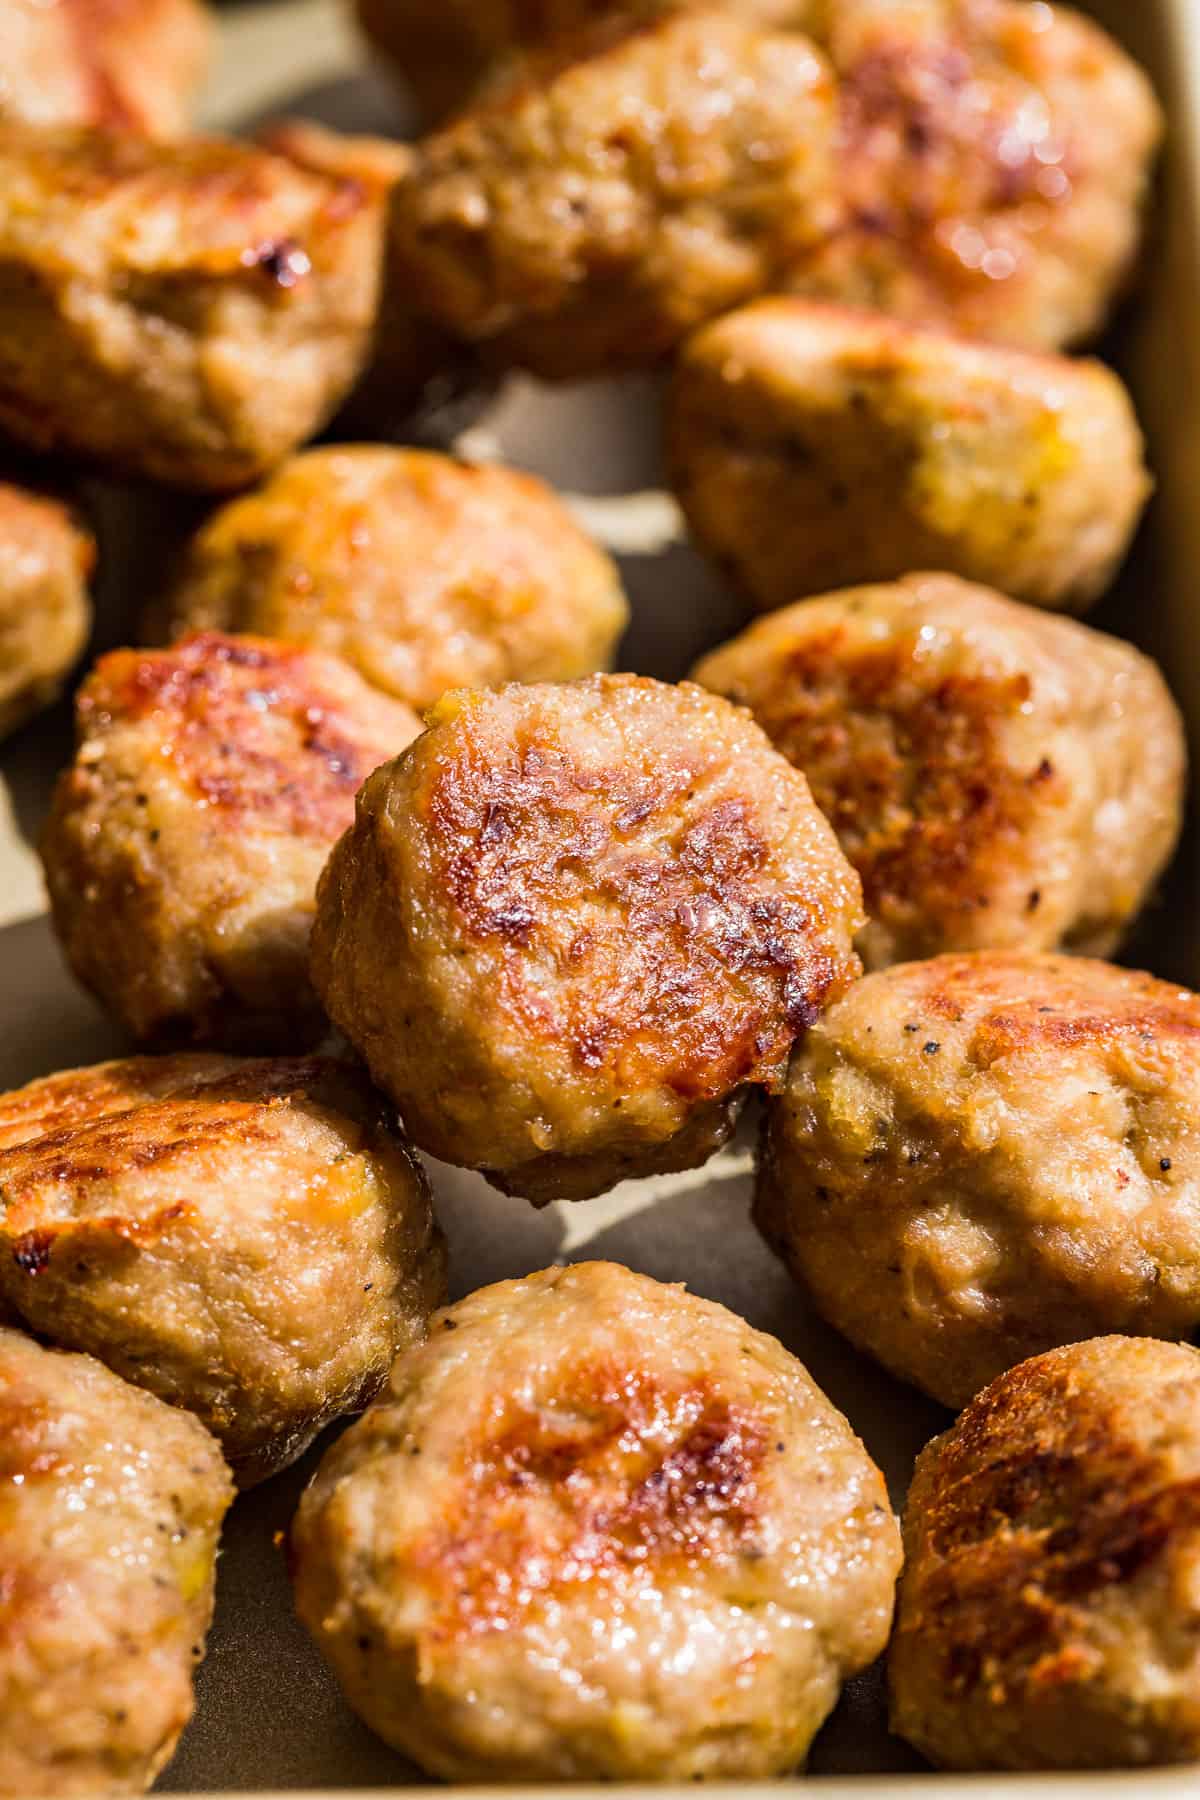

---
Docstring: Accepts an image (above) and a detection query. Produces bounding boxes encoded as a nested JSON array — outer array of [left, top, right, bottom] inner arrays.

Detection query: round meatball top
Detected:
[[41, 631, 420, 1049], [892, 1335, 1200, 1769], [311, 674, 864, 1201], [153, 448, 629, 713], [758, 952, 1200, 1407], [292, 1260, 901, 1779], [0, 1053, 445, 1482], [0, 1326, 232, 1796]]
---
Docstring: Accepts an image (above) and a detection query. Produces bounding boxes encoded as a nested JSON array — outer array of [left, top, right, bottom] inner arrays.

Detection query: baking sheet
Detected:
[[1, 0, 1199, 1789]]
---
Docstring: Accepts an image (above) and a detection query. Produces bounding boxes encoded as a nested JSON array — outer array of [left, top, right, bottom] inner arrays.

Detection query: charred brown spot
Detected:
[[424, 715, 853, 1098], [805, 22, 1057, 295], [721, 629, 1044, 953], [414, 1375, 768, 1639], [78, 635, 392, 841], [973, 1000, 1200, 1064], [910, 1356, 1200, 1698], [0, 1388, 69, 1485]]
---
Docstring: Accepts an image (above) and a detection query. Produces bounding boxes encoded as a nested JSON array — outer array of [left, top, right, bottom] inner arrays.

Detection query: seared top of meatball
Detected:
[[801, 951, 1200, 1105], [0, 1054, 397, 1254], [788, 0, 1162, 349], [73, 631, 418, 844], [294, 1260, 900, 1751], [154, 450, 629, 712], [343, 675, 862, 1099], [692, 573, 1185, 965], [910, 1336, 1200, 1586], [892, 1335, 1200, 1768], [0, 121, 374, 283]]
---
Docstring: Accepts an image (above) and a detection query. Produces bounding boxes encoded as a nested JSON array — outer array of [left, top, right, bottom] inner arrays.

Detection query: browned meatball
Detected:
[[669, 299, 1150, 612], [354, 0, 808, 122], [0, 124, 384, 490], [388, 8, 839, 380], [0, 1327, 232, 1796], [0, 0, 211, 136], [0, 1054, 446, 1483], [41, 632, 420, 1050], [0, 478, 93, 742], [364, 0, 1158, 351], [152, 449, 629, 712], [292, 1261, 901, 1780], [256, 118, 491, 439], [786, 0, 1162, 352], [311, 675, 864, 1203], [693, 575, 1185, 967], [757, 953, 1200, 1409], [891, 1337, 1200, 1769]]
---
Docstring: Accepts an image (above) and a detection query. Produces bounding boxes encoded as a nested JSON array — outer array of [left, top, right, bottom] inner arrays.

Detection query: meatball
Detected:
[[786, 0, 1162, 352], [891, 1336, 1200, 1769], [0, 124, 384, 490], [756, 952, 1200, 1409], [41, 632, 420, 1050], [354, 0, 809, 122], [0, 0, 211, 136], [365, 0, 1161, 354], [388, 9, 839, 381], [150, 450, 628, 713], [0, 1327, 232, 1796], [0, 1053, 446, 1483], [693, 574, 1185, 967], [310, 675, 864, 1203], [256, 119, 491, 441], [0, 478, 93, 743], [291, 1260, 901, 1780], [669, 299, 1150, 613]]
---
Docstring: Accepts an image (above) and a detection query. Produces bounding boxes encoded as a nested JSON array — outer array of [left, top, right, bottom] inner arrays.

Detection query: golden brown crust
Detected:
[[414, 1380, 770, 1643], [0, 476, 93, 741], [388, 7, 839, 380], [891, 1337, 1200, 1768], [0, 1053, 447, 1483], [291, 1261, 900, 1779], [785, 0, 1162, 350], [0, 124, 382, 488], [757, 953, 1200, 1409], [669, 298, 1150, 611], [0, 1051, 336, 1184], [151, 449, 629, 712], [80, 633, 414, 842], [254, 120, 480, 437], [0, 1328, 232, 1796], [0, 0, 211, 136], [310, 674, 864, 1201], [692, 574, 1185, 965], [368, 0, 1158, 352], [41, 632, 419, 1050]]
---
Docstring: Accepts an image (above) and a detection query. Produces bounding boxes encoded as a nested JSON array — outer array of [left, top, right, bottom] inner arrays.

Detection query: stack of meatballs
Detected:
[[1, 0, 1198, 1786]]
